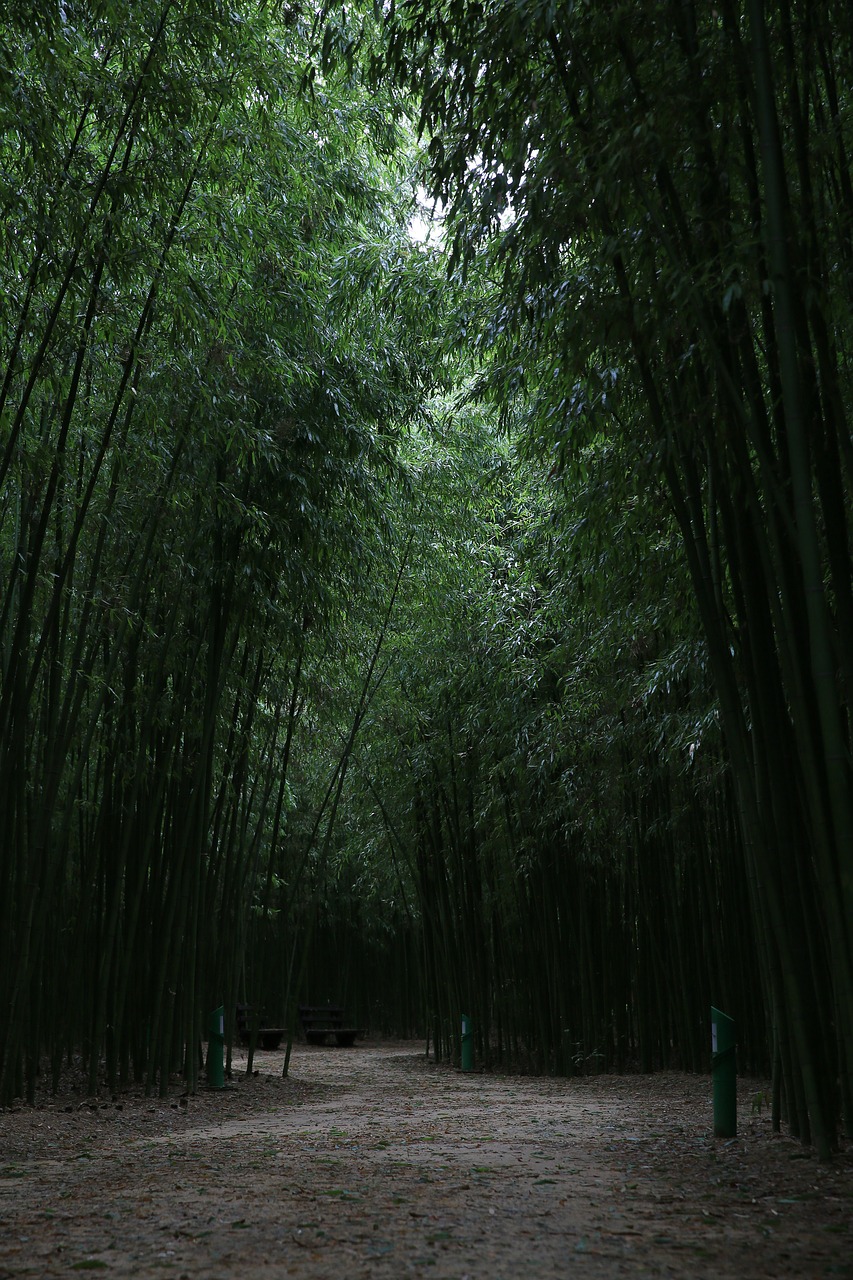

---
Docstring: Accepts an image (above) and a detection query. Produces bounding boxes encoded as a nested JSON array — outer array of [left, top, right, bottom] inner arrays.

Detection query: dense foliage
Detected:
[[0, 0, 444, 1099], [380, 0, 853, 1154], [343, 411, 767, 1077], [2, 0, 851, 1159]]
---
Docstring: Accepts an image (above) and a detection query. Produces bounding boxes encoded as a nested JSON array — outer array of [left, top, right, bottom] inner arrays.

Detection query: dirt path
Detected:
[[1, 1042, 851, 1277]]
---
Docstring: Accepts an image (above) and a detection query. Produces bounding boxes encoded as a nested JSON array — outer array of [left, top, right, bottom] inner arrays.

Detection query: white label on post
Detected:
[[219, 1013, 224, 1036], [712, 1024, 717, 1053]]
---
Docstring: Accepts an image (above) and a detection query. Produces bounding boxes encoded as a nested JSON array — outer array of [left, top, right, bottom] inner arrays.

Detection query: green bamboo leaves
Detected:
[[0, 1, 444, 1103], [382, 0, 853, 1151]]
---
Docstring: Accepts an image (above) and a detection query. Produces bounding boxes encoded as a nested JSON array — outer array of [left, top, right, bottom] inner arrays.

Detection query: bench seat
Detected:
[[299, 1005, 358, 1047], [304, 1027, 358, 1047], [235, 1005, 285, 1050]]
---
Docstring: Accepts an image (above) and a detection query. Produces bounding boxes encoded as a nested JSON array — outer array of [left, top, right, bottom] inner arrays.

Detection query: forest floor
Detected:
[[0, 1040, 851, 1278]]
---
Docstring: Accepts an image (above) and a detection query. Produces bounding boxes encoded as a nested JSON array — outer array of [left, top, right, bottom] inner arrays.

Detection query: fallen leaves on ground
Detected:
[[0, 1043, 850, 1278]]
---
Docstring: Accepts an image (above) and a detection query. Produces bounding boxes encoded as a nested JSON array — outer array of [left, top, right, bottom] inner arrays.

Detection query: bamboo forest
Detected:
[[2, 0, 852, 1167]]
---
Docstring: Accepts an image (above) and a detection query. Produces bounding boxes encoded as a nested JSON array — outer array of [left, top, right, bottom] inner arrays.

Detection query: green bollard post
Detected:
[[711, 1006, 736, 1138], [207, 1005, 225, 1089], [461, 1013, 473, 1073]]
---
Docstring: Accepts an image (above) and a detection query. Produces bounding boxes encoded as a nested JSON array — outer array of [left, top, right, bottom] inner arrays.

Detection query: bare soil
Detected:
[[1, 1040, 851, 1278]]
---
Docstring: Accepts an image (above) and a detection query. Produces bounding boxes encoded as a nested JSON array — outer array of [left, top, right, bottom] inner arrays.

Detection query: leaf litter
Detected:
[[0, 1041, 851, 1277]]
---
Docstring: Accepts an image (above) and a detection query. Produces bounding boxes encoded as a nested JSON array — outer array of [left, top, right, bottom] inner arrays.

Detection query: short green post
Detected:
[[461, 1013, 473, 1073], [207, 1005, 225, 1089], [711, 1006, 736, 1138]]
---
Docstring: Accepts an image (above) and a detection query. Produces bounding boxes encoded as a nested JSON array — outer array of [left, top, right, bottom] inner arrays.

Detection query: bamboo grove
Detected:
[[382, 0, 853, 1156], [2, 1, 852, 1159], [0, 1, 444, 1102]]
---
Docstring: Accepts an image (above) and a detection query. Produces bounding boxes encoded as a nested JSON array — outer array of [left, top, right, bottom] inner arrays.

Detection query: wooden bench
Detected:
[[235, 1004, 285, 1051], [298, 1005, 358, 1047]]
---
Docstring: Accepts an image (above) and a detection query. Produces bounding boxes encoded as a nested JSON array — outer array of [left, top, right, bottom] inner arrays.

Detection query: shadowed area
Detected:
[[0, 1042, 850, 1277]]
